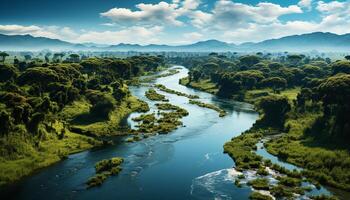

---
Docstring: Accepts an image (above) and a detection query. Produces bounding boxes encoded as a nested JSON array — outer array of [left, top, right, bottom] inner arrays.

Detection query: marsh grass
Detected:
[[155, 84, 199, 99], [189, 99, 226, 117]]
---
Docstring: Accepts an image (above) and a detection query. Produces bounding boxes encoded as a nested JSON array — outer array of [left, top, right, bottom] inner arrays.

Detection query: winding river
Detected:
[[1, 66, 342, 199]]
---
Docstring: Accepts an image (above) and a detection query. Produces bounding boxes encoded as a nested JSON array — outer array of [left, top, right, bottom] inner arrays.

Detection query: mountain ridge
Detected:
[[1, 32, 350, 52]]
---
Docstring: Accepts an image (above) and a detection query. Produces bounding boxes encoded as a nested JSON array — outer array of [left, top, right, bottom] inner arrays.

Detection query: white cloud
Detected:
[[0, 25, 42, 34], [190, 0, 303, 30], [298, 0, 312, 10], [76, 26, 164, 44], [100, 1, 183, 26], [316, 1, 347, 13], [0, 24, 78, 41]]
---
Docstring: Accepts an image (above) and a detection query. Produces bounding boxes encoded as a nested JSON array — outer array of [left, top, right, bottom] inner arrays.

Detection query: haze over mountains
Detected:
[[1, 32, 350, 52]]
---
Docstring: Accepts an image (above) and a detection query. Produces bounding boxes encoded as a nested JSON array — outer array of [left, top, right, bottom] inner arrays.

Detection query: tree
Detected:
[[0, 64, 19, 82], [239, 55, 261, 67], [45, 52, 52, 63], [345, 55, 350, 60], [331, 61, 350, 75], [18, 67, 59, 88], [0, 52, 9, 63], [258, 95, 291, 127], [317, 74, 350, 139], [287, 55, 303, 66], [69, 54, 80, 63], [110, 60, 131, 79], [53, 53, 64, 63], [260, 77, 287, 92], [24, 55, 32, 61], [0, 111, 12, 135]]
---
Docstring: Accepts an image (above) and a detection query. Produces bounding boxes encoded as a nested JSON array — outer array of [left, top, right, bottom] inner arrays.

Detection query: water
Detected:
[[0, 66, 341, 199]]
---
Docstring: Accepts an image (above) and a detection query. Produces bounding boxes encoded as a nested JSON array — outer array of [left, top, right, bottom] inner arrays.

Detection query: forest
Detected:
[[171, 52, 350, 193], [0, 53, 165, 185]]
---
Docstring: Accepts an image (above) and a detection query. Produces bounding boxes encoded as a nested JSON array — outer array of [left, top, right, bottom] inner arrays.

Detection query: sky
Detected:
[[0, 0, 349, 45]]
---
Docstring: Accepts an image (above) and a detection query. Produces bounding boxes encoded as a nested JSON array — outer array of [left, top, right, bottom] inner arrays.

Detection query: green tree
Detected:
[[332, 60, 350, 75], [0, 52, 9, 63], [258, 95, 291, 127], [260, 77, 287, 92], [239, 55, 261, 67], [0, 64, 19, 82]]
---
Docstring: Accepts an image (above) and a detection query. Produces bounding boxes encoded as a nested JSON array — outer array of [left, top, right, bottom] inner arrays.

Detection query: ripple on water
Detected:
[[190, 169, 251, 200]]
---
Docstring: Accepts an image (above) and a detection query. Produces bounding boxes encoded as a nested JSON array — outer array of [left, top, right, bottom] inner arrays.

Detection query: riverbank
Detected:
[[0, 94, 147, 186], [180, 76, 347, 199]]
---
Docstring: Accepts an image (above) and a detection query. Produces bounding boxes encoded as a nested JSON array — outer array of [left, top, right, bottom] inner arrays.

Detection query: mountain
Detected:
[[0, 34, 86, 51], [244, 32, 350, 51], [1, 32, 350, 52]]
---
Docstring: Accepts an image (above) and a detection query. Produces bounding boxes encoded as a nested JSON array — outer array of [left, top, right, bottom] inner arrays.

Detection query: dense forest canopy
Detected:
[[170, 53, 350, 143]]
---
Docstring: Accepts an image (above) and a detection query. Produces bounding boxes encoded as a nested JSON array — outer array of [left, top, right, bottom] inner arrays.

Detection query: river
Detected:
[[0, 66, 341, 200]]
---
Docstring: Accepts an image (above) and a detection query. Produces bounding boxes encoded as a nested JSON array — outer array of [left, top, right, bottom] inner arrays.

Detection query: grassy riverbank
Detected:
[[0, 55, 165, 186], [0, 94, 147, 186], [189, 99, 226, 117], [179, 77, 218, 94]]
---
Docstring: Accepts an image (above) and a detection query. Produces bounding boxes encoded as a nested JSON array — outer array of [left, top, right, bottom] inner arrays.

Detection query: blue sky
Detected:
[[0, 0, 349, 44]]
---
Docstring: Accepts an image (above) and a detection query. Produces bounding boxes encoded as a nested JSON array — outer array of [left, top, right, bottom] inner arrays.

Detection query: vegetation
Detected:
[[155, 84, 199, 99], [189, 99, 226, 117], [86, 157, 123, 188], [248, 178, 270, 190], [145, 88, 168, 101], [249, 192, 273, 200], [0, 54, 164, 186], [132, 102, 188, 134], [174, 52, 349, 198]]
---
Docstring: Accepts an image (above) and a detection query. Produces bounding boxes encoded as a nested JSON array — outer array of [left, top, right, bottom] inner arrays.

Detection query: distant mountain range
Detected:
[[1, 32, 350, 52]]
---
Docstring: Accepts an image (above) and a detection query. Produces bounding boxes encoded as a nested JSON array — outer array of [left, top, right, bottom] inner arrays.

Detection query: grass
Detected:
[[189, 99, 226, 117], [0, 121, 100, 186], [265, 112, 350, 191], [132, 102, 188, 135], [155, 84, 199, 99], [68, 95, 145, 136], [87, 157, 123, 188], [249, 192, 273, 200], [145, 88, 168, 101], [141, 69, 179, 83], [179, 77, 218, 94], [223, 132, 263, 170], [244, 87, 300, 104], [248, 178, 270, 190]]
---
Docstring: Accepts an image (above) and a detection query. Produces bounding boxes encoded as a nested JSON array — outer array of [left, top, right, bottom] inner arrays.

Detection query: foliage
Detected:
[[189, 99, 226, 117]]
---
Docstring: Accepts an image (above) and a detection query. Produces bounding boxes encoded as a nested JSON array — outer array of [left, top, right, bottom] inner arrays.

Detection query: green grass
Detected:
[[245, 88, 300, 104], [223, 132, 263, 170], [265, 113, 350, 191], [179, 77, 218, 94], [0, 121, 100, 186], [87, 157, 123, 188], [189, 99, 226, 117], [248, 178, 270, 190], [132, 102, 188, 135], [155, 84, 199, 99], [145, 88, 168, 101], [249, 192, 273, 200], [69, 95, 145, 136]]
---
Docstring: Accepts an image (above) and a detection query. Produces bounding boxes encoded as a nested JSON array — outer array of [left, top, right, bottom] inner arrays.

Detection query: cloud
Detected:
[[316, 1, 347, 13], [298, 0, 313, 10], [100, 1, 183, 26], [190, 0, 303, 30], [0, 24, 78, 40], [0, 25, 42, 34], [76, 26, 164, 44]]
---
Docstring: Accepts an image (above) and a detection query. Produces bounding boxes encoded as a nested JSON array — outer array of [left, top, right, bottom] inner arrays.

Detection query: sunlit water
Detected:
[[1, 66, 344, 200]]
